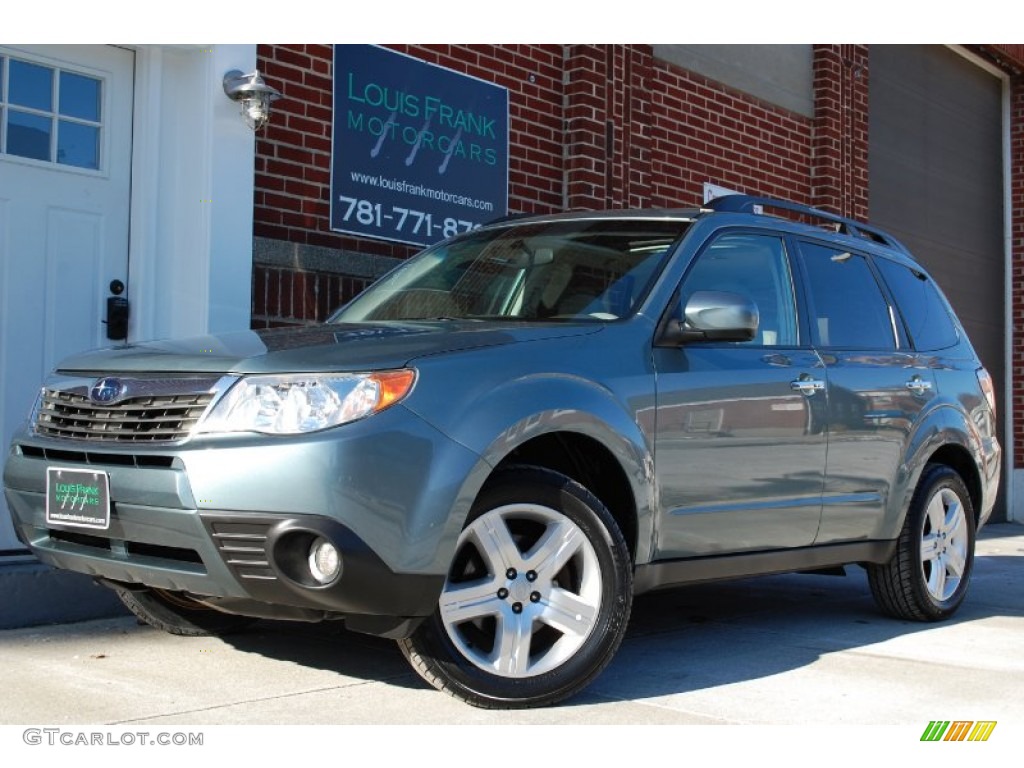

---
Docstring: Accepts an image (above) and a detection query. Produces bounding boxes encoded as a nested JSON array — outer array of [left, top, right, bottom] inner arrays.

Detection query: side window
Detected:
[[798, 242, 895, 350], [680, 233, 798, 346], [875, 259, 959, 351]]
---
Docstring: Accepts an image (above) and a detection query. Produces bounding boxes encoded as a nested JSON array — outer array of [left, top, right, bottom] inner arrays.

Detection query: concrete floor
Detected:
[[1, 524, 1020, 762]]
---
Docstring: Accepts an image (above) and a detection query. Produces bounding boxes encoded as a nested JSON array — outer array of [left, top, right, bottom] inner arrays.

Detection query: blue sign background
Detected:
[[331, 45, 509, 247]]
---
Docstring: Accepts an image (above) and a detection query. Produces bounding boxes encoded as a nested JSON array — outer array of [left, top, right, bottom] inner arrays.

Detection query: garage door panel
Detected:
[[904, 243, 1002, 331], [869, 44, 1005, 518]]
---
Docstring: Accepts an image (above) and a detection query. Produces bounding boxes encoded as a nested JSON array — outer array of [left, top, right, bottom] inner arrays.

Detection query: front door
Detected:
[[0, 45, 134, 554], [654, 231, 827, 559]]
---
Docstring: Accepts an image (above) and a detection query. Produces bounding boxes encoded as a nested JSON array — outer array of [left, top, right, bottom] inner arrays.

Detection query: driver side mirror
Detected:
[[658, 290, 759, 346]]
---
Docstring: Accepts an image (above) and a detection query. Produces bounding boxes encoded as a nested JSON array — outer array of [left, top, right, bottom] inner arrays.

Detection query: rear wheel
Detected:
[[868, 463, 976, 621], [112, 586, 256, 637], [399, 466, 632, 708]]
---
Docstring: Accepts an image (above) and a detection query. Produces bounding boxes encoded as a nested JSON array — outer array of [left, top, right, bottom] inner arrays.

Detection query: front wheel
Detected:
[[398, 466, 633, 708], [868, 463, 976, 621]]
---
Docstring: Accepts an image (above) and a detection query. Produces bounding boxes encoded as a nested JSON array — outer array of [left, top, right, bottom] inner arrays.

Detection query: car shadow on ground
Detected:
[[220, 617, 423, 690], [220, 527, 1024, 706], [584, 536, 1024, 707]]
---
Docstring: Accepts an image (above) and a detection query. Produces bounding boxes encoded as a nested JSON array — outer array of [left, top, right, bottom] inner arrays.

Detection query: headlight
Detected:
[[198, 369, 416, 435]]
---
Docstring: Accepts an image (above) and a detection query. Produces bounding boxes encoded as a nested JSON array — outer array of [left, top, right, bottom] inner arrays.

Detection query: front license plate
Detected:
[[46, 467, 111, 530]]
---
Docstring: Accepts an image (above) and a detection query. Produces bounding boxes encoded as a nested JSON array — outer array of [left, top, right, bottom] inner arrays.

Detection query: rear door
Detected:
[[793, 239, 938, 543]]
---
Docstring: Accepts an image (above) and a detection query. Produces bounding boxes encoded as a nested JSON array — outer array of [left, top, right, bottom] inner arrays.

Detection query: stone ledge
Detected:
[[253, 237, 402, 279], [0, 561, 127, 629]]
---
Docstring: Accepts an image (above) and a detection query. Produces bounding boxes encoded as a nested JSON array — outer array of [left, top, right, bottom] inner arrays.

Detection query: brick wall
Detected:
[[252, 45, 867, 257], [810, 45, 869, 221], [1011, 75, 1024, 465], [648, 53, 815, 209], [251, 265, 372, 329], [562, 45, 654, 210], [556, 46, 826, 213], [991, 45, 1024, 70]]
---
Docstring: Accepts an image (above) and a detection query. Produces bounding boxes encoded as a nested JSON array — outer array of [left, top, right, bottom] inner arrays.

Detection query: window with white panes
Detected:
[[0, 54, 103, 170]]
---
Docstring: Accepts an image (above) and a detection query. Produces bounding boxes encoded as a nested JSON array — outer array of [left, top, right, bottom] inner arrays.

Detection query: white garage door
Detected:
[[0, 45, 134, 554]]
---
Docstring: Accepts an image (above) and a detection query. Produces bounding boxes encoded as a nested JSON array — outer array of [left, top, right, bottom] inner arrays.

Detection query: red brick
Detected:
[[274, 47, 313, 71]]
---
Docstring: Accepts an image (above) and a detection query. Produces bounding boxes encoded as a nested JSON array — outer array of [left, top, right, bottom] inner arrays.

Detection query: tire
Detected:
[[868, 463, 976, 622], [398, 466, 633, 708], [111, 586, 256, 637]]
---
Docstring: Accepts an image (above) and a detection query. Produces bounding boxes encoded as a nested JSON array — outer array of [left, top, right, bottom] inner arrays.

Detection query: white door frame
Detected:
[[128, 44, 257, 343]]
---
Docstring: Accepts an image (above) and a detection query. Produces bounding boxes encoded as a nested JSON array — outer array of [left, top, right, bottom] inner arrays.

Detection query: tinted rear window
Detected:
[[876, 259, 959, 351]]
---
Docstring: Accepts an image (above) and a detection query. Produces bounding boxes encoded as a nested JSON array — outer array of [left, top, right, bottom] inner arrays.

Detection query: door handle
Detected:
[[790, 377, 825, 396], [905, 376, 933, 395], [103, 279, 130, 341]]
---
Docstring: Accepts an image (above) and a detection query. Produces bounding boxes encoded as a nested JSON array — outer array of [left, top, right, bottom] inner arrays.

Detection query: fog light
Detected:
[[308, 538, 341, 584]]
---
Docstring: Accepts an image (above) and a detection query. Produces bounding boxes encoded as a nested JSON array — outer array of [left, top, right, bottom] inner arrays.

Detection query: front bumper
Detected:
[[3, 405, 481, 635]]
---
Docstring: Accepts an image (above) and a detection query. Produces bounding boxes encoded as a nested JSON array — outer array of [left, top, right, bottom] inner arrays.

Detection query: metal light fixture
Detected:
[[222, 69, 281, 131]]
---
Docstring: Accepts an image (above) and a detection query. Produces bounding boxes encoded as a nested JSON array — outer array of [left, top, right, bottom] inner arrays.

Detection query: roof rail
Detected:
[[704, 195, 909, 254]]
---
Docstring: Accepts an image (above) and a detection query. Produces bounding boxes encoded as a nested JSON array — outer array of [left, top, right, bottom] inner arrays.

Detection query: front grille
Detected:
[[19, 445, 176, 468], [34, 378, 222, 443]]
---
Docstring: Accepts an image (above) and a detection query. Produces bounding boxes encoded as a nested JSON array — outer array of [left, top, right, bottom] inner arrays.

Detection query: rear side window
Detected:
[[798, 241, 895, 350], [876, 259, 959, 351]]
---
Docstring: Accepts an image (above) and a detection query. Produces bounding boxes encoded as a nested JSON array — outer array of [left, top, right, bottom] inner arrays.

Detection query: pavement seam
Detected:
[[104, 674, 422, 725], [584, 689, 745, 725]]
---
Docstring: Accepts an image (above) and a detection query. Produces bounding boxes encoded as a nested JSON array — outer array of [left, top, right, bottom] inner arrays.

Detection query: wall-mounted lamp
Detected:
[[222, 69, 281, 131]]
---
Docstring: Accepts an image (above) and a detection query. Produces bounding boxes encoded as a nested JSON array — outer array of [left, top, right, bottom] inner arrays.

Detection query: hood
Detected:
[[55, 321, 601, 375]]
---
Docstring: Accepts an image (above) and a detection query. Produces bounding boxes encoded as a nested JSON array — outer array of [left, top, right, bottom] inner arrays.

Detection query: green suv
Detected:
[[3, 195, 1001, 708]]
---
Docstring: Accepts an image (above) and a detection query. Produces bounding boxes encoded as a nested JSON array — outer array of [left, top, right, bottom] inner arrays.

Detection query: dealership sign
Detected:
[[331, 45, 509, 246]]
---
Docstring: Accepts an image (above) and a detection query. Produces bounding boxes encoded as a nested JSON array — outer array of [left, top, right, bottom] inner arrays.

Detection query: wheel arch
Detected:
[[418, 367, 659, 569], [490, 432, 640, 563], [899, 402, 987, 532]]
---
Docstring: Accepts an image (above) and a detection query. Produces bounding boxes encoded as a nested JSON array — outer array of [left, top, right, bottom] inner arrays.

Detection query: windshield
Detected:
[[330, 218, 690, 323]]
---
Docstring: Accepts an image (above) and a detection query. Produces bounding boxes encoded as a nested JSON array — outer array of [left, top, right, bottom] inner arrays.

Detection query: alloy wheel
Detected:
[[439, 503, 603, 678]]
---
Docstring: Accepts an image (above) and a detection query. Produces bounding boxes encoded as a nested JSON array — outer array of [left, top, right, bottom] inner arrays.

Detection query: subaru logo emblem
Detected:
[[89, 377, 125, 404]]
